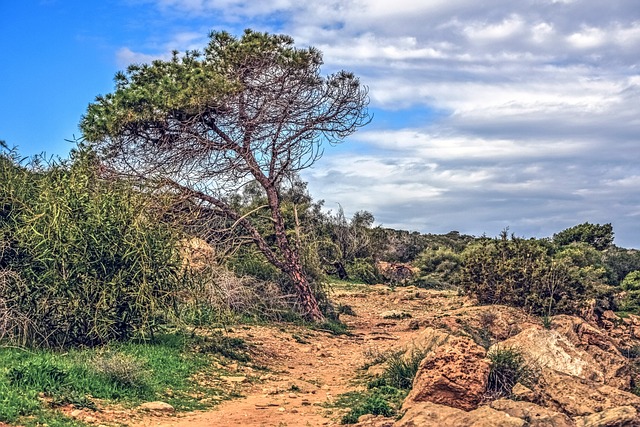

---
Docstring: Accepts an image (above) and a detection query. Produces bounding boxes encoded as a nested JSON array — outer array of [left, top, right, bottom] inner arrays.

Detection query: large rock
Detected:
[[395, 402, 525, 427], [552, 315, 632, 389], [489, 399, 574, 427], [403, 335, 490, 411], [537, 368, 640, 417], [402, 327, 450, 360], [427, 305, 539, 343], [491, 327, 604, 383], [574, 406, 638, 427]]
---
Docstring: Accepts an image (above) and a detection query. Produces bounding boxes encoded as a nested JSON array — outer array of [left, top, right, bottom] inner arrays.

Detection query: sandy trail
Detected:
[[130, 285, 469, 427]]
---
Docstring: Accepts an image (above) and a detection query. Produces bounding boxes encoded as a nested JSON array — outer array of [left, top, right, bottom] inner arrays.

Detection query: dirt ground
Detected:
[[94, 284, 474, 427]]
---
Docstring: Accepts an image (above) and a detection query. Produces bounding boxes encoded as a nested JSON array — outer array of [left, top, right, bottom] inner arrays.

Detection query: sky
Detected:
[[1, 1, 639, 248]]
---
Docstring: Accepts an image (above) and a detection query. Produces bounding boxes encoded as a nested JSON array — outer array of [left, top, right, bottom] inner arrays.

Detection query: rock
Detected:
[[537, 369, 640, 417], [512, 382, 536, 401], [491, 327, 604, 382], [139, 401, 175, 413], [403, 334, 490, 411], [352, 414, 394, 427], [552, 315, 632, 389], [380, 310, 412, 319], [403, 327, 450, 361], [220, 375, 248, 383], [575, 406, 638, 427], [395, 402, 525, 427], [489, 399, 573, 427], [428, 305, 538, 342]]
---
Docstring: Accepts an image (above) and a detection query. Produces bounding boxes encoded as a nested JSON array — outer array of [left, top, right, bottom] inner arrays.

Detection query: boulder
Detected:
[[537, 368, 640, 417], [489, 399, 574, 427], [574, 406, 638, 427], [552, 315, 632, 389], [491, 327, 604, 383], [402, 327, 450, 361], [403, 335, 490, 411], [138, 401, 175, 413], [395, 402, 525, 427]]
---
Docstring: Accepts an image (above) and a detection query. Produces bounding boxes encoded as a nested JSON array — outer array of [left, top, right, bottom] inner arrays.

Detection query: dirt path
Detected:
[[132, 284, 472, 427]]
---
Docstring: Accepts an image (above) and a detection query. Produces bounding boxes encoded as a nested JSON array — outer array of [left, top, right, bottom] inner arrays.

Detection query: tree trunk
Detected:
[[263, 183, 324, 322]]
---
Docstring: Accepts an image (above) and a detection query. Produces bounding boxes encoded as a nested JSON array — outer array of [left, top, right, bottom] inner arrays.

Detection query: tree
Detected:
[[553, 222, 614, 251], [80, 29, 370, 321]]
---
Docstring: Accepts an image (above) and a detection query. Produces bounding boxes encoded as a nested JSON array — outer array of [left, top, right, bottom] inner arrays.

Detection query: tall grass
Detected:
[[0, 146, 183, 347]]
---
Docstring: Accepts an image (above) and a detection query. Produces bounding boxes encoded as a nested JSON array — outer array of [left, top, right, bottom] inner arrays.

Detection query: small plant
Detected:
[[542, 315, 552, 329], [92, 351, 150, 389], [341, 392, 395, 424], [337, 304, 357, 316], [381, 348, 427, 390], [487, 347, 537, 398]]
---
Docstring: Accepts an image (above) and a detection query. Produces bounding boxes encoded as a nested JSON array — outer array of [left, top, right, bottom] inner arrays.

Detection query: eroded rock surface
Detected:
[[403, 334, 490, 411]]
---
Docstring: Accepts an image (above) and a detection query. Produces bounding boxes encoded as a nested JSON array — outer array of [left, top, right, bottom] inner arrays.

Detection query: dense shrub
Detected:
[[460, 233, 590, 315], [0, 148, 182, 347], [412, 247, 463, 289]]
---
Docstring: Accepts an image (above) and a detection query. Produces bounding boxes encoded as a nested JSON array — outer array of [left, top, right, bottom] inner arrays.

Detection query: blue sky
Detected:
[[1, 0, 639, 247]]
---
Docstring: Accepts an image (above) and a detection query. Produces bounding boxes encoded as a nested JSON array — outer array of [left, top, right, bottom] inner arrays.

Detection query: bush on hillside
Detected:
[[0, 148, 183, 348], [460, 232, 597, 315]]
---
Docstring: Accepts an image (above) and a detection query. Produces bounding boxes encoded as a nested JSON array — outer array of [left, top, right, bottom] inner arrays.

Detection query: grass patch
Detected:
[[311, 320, 351, 336], [0, 333, 239, 425], [337, 387, 403, 424], [487, 347, 538, 398], [332, 346, 429, 424]]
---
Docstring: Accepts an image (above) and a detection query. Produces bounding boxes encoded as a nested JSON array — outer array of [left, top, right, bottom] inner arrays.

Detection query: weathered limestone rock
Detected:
[[491, 327, 604, 383], [552, 315, 631, 389], [574, 406, 638, 427], [402, 327, 450, 361], [489, 399, 574, 427], [352, 414, 394, 427], [403, 335, 490, 411], [395, 402, 525, 427], [537, 368, 640, 417], [138, 401, 175, 413]]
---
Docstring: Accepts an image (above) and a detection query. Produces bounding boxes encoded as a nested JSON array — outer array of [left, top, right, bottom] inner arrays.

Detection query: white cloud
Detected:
[[119, 0, 640, 247]]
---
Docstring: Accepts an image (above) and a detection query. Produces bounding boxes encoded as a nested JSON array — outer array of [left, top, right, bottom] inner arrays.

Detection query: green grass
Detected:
[[329, 347, 429, 424], [0, 333, 241, 425]]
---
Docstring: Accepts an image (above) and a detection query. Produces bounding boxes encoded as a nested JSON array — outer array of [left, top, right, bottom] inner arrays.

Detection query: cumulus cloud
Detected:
[[121, 0, 640, 247]]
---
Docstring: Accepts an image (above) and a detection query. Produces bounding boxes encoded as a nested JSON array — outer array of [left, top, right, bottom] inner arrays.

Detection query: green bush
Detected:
[[460, 233, 595, 315], [412, 247, 463, 289], [617, 271, 640, 312], [346, 257, 381, 284], [0, 148, 183, 347]]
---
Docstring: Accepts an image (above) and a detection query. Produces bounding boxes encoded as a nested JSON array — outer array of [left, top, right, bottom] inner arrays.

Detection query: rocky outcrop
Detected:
[[552, 315, 633, 389], [403, 334, 490, 411], [395, 402, 525, 427], [489, 399, 574, 427], [491, 327, 604, 382], [426, 305, 539, 343], [537, 368, 640, 416], [574, 406, 638, 427]]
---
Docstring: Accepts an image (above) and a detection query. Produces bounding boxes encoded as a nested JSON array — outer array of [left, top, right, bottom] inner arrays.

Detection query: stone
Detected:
[[551, 316, 632, 389], [139, 401, 175, 413], [220, 375, 248, 383], [491, 327, 604, 383], [403, 334, 490, 411], [489, 399, 573, 427], [574, 406, 638, 427], [395, 402, 525, 427], [352, 414, 394, 427], [380, 310, 412, 319], [512, 382, 536, 401], [537, 368, 640, 417]]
